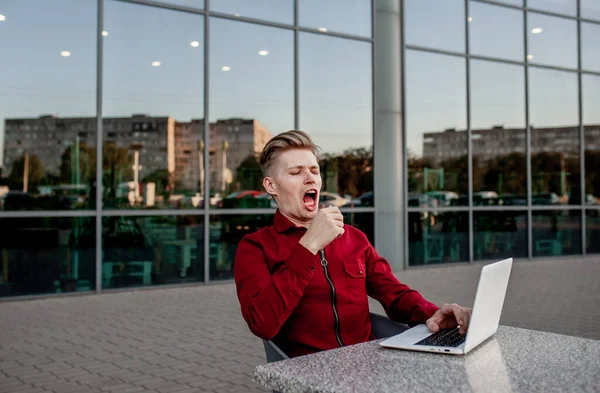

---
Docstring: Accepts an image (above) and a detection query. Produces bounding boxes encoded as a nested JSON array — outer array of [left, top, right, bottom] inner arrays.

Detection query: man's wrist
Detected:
[[299, 236, 318, 255]]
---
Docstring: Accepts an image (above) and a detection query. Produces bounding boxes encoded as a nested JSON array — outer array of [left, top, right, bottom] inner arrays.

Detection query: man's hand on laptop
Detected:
[[426, 303, 472, 335]]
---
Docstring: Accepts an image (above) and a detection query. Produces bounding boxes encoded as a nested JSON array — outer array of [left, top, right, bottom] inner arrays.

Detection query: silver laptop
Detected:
[[379, 258, 513, 355]]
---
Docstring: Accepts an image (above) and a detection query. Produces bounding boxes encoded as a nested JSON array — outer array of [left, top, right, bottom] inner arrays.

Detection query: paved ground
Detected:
[[1, 256, 599, 393]]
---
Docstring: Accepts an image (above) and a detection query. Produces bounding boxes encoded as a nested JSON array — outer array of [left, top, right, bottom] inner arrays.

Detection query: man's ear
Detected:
[[263, 176, 277, 196]]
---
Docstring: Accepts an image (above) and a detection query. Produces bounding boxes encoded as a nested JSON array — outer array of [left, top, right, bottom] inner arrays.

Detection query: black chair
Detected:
[[262, 312, 407, 363]]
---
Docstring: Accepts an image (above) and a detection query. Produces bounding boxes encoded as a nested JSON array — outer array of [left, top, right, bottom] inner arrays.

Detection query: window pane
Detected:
[[527, 13, 577, 69], [210, 214, 273, 281], [343, 213, 374, 245], [210, 0, 292, 25], [300, 34, 372, 202], [532, 211, 581, 257], [0, 0, 96, 210], [582, 0, 600, 21], [102, 215, 204, 289], [528, 0, 576, 15], [529, 68, 580, 205], [586, 210, 600, 254], [405, 0, 465, 53], [471, 60, 526, 202], [159, 0, 204, 10], [0, 217, 95, 297], [408, 211, 469, 266], [210, 19, 293, 208], [469, 2, 523, 61], [583, 75, 600, 206], [406, 51, 467, 197], [103, 2, 204, 209], [299, 0, 371, 37], [582, 22, 600, 72], [474, 211, 527, 260]]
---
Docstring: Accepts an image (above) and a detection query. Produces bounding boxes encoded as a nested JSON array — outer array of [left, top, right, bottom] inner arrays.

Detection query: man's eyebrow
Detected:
[[287, 164, 320, 170]]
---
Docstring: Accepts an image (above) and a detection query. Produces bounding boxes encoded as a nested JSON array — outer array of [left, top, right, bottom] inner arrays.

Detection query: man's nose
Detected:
[[304, 171, 317, 184]]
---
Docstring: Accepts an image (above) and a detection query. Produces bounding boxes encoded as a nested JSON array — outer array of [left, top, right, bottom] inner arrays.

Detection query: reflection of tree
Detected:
[[9, 154, 44, 186], [235, 154, 263, 191], [60, 143, 94, 184], [585, 150, 600, 196], [320, 147, 373, 196], [102, 142, 132, 200], [531, 152, 579, 194], [142, 169, 170, 198], [478, 152, 526, 195]]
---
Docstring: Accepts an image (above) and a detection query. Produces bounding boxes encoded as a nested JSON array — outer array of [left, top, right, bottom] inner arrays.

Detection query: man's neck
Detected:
[[280, 211, 312, 228]]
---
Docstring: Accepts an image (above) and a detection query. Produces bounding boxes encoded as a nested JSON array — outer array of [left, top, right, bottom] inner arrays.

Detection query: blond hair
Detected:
[[259, 130, 321, 176]]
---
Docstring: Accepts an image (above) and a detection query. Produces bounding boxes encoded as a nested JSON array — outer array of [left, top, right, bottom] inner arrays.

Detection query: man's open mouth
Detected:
[[303, 189, 318, 211]]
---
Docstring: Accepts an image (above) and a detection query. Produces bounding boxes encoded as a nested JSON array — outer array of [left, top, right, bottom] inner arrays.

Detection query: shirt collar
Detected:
[[274, 210, 307, 233]]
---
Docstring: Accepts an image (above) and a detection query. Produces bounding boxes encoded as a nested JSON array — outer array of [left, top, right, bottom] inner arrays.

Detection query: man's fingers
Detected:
[[460, 308, 472, 334]]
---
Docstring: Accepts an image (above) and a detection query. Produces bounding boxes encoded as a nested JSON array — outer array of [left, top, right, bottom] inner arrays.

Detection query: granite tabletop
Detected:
[[253, 326, 600, 393]]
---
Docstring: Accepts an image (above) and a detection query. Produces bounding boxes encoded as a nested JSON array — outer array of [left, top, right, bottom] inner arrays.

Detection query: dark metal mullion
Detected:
[[401, 0, 410, 269], [294, 0, 299, 130], [203, 2, 210, 284], [96, 0, 104, 293], [524, 1, 533, 259], [465, 0, 474, 263], [578, 0, 586, 255]]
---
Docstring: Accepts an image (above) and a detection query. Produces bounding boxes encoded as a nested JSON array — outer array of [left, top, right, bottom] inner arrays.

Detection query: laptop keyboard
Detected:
[[415, 327, 466, 347]]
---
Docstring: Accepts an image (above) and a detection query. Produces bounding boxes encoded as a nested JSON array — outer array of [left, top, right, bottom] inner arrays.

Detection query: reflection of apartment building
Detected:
[[2, 115, 272, 192], [423, 125, 600, 166], [208, 119, 272, 192]]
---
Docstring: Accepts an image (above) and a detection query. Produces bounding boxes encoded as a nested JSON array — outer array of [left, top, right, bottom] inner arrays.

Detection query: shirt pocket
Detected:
[[343, 260, 368, 307]]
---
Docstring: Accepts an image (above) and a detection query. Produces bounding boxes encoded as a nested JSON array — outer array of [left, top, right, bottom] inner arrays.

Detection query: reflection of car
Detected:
[[532, 192, 561, 205], [318, 192, 349, 208], [408, 193, 438, 209], [344, 191, 374, 207], [0, 191, 38, 210], [501, 194, 527, 206], [426, 191, 458, 207]]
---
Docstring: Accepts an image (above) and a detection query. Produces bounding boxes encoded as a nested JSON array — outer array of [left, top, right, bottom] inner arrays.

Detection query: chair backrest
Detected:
[[262, 312, 407, 363], [369, 312, 408, 339], [263, 339, 289, 363]]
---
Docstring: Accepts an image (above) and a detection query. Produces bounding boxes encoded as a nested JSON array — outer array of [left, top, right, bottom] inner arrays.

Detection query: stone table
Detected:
[[253, 326, 600, 393]]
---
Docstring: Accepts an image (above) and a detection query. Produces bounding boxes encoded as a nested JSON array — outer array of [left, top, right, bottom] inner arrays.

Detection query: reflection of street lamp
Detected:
[[198, 140, 204, 197], [130, 143, 143, 201], [23, 152, 29, 193], [222, 140, 229, 193]]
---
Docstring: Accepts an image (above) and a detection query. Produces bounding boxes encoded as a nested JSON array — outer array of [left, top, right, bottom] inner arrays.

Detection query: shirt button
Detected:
[[311, 266, 315, 271], [359, 271, 363, 274]]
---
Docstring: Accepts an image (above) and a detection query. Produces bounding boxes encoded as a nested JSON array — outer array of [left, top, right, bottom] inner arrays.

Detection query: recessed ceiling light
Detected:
[[0, 14, 6, 21], [102, 30, 109, 37], [234, 14, 241, 17], [190, 40, 200, 47], [152, 61, 161, 67], [221, 66, 231, 71], [467, 17, 473, 22], [60, 51, 71, 57], [527, 54, 534, 60], [318, 27, 328, 32], [258, 50, 269, 56], [531, 27, 543, 34]]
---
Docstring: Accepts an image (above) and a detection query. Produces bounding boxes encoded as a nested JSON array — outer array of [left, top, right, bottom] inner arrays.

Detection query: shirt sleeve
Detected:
[[234, 235, 319, 340], [363, 236, 439, 325]]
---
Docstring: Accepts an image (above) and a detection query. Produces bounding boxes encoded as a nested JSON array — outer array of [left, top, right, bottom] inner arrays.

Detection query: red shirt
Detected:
[[234, 210, 439, 357]]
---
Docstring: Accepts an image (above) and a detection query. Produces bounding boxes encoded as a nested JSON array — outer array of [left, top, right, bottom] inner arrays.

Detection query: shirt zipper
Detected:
[[319, 249, 343, 347]]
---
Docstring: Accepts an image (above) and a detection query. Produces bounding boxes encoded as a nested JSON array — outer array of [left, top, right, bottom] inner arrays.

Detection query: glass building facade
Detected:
[[0, 0, 598, 298]]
